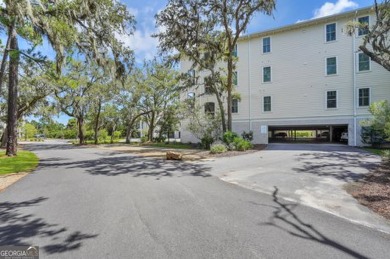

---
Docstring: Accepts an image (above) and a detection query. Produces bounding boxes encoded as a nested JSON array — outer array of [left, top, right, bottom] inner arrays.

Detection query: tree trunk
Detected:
[[110, 124, 116, 144], [6, 26, 18, 156], [126, 111, 151, 143], [94, 99, 102, 145], [125, 123, 132, 144], [148, 112, 155, 141], [226, 58, 233, 132], [215, 92, 227, 133], [1, 127, 8, 148], [77, 117, 85, 145], [0, 31, 11, 97]]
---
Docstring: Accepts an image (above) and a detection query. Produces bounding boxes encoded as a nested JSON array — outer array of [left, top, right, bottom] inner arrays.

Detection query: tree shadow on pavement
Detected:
[[0, 197, 97, 254], [259, 187, 369, 259], [293, 151, 380, 182], [39, 155, 211, 179]]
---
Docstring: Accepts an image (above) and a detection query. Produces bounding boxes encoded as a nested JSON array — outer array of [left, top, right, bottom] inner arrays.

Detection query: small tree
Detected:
[[23, 123, 37, 140], [361, 100, 390, 146], [185, 104, 223, 149]]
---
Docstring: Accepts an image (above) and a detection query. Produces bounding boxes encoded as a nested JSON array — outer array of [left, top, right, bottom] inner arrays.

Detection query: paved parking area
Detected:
[[203, 143, 390, 233]]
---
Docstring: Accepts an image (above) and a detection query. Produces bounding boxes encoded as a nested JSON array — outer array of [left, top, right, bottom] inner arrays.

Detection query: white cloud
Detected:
[[115, 6, 160, 64], [313, 0, 358, 19]]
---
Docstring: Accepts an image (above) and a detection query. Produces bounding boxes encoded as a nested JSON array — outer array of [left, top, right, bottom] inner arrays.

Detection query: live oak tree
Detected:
[[155, 0, 275, 132], [55, 61, 106, 145], [0, 0, 134, 156], [142, 59, 179, 141]]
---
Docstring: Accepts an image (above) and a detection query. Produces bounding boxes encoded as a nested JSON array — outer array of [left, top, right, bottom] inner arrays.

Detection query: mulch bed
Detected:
[[347, 160, 390, 220], [196, 144, 267, 159]]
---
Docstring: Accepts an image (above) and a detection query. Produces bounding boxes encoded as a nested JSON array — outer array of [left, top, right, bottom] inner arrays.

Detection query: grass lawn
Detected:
[[142, 142, 195, 150], [0, 150, 39, 175], [363, 147, 390, 157]]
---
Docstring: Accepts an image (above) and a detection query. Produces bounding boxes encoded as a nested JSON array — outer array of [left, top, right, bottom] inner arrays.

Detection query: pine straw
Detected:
[[348, 160, 390, 220]]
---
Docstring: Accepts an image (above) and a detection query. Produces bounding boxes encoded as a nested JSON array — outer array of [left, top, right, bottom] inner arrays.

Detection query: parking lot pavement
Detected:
[[202, 143, 390, 233]]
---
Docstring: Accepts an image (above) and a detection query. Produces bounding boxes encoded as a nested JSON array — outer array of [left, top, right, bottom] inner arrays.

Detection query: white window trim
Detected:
[[325, 90, 338, 110], [357, 52, 371, 72], [262, 96, 272, 113], [325, 56, 338, 76], [357, 87, 371, 107], [262, 66, 272, 83], [262, 36, 271, 54], [325, 22, 337, 43], [356, 15, 370, 38]]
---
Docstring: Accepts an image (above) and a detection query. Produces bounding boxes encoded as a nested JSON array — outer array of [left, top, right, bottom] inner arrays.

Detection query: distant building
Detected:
[[180, 7, 390, 146]]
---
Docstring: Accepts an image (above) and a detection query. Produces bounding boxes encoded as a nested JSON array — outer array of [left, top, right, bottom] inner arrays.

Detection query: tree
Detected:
[[0, 53, 56, 147], [142, 60, 180, 141], [117, 70, 152, 144], [155, 0, 275, 132], [0, 0, 135, 156], [23, 123, 37, 140], [361, 100, 390, 146], [55, 61, 104, 145], [349, 0, 390, 71]]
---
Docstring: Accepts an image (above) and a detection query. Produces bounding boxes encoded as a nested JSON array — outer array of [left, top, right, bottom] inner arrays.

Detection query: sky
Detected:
[[123, 0, 375, 65]]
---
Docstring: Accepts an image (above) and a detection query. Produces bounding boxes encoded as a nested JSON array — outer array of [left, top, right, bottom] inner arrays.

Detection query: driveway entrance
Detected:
[[206, 143, 389, 232]]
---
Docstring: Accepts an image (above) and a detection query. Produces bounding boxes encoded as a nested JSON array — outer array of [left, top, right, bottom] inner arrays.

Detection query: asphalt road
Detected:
[[0, 141, 389, 258]]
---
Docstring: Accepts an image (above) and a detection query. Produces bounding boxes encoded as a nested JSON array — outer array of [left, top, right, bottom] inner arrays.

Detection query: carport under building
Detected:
[[268, 125, 348, 143]]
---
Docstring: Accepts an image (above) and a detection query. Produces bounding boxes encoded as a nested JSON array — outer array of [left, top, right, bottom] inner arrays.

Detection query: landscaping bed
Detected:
[[347, 151, 390, 221]]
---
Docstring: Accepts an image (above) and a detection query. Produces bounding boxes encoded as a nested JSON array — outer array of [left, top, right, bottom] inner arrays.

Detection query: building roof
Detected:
[[239, 6, 374, 41]]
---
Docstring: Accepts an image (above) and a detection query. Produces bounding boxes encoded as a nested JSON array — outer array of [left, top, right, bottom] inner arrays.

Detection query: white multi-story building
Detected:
[[180, 7, 390, 146]]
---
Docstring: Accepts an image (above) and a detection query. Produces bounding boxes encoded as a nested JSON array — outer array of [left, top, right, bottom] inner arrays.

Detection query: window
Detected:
[[263, 66, 271, 82], [326, 23, 336, 42], [263, 96, 271, 112], [205, 102, 215, 116], [326, 57, 337, 75], [232, 99, 238, 113], [326, 91, 337, 109], [359, 88, 370, 107], [358, 16, 369, 36], [233, 71, 238, 86], [263, 37, 271, 53], [204, 85, 213, 94], [232, 44, 237, 57], [188, 69, 195, 84], [358, 53, 370, 71]]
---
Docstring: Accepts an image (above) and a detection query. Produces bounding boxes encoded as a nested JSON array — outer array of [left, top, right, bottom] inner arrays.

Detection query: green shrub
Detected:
[[383, 150, 390, 160], [233, 138, 253, 151], [140, 136, 148, 143], [85, 130, 95, 141], [201, 135, 214, 149], [112, 131, 121, 141], [210, 143, 227, 154], [98, 129, 109, 143], [153, 136, 166, 143], [223, 131, 239, 148], [241, 131, 253, 141], [63, 129, 77, 139]]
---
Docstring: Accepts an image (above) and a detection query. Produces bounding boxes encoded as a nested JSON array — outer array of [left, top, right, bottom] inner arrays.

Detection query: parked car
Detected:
[[274, 132, 287, 138], [340, 132, 348, 142], [317, 131, 329, 138]]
